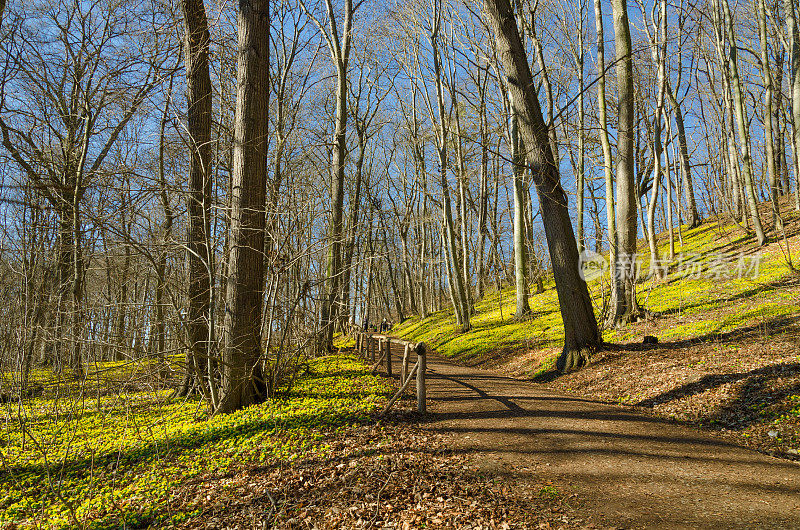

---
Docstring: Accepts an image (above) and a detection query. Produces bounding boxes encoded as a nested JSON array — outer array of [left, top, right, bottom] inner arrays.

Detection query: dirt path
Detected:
[[394, 346, 800, 528]]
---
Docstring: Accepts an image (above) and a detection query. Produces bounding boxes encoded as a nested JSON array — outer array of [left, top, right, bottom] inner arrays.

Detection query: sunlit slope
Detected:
[[394, 213, 800, 375]]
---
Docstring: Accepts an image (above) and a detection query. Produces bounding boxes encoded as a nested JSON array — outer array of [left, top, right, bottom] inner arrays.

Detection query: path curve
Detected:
[[390, 344, 800, 528]]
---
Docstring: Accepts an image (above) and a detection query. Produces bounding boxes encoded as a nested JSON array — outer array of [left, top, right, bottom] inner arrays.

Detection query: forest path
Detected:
[[391, 344, 800, 528]]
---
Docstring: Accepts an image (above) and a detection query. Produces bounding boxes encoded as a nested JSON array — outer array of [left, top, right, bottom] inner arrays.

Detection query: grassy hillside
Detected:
[[394, 206, 800, 458]]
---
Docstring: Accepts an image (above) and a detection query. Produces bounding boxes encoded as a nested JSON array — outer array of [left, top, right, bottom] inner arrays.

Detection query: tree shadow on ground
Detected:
[[531, 314, 800, 384], [636, 362, 800, 410]]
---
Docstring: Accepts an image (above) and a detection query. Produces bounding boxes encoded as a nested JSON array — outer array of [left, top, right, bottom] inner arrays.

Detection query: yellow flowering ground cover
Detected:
[[0, 355, 391, 528]]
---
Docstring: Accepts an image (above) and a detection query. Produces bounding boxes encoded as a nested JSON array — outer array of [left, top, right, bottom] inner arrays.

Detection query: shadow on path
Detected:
[[381, 341, 800, 529]]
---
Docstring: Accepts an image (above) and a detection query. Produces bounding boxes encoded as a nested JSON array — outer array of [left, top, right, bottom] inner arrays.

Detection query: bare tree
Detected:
[[608, 0, 640, 325], [757, 0, 782, 230], [593, 0, 617, 307], [784, 0, 800, 211], [180, 0, 214, 400], [717, 0, 767, 245], [483, 0, 600, 371], [426, 0, 471, 331], [219, 0, 271, 413], [642, 0, 668, 279], [302, 0, 357, 350], [0, 0, 168, 376]]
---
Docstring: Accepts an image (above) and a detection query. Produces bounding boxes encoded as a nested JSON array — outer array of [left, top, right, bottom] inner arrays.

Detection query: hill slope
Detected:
[[395, 206, 800, 459]]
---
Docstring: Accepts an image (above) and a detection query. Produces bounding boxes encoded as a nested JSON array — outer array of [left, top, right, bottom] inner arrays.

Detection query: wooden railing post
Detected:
[[416, 342, 426, 414], [370, 335, 376, 363], [401, 343, 410, 388], [384, 338, 392, 377]]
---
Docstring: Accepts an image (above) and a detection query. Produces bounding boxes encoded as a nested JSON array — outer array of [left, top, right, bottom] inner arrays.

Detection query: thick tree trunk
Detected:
[[484, 0, 599, 371], [319, 66, 349, 348], [218, 0, 270, 413], [52, 185, 84, 377], [181, 0, 213, 397]]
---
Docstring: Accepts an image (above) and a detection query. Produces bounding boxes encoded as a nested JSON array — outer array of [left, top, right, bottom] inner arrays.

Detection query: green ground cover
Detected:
[[0, 355, 391, 528], [394, 219, 799, 369]]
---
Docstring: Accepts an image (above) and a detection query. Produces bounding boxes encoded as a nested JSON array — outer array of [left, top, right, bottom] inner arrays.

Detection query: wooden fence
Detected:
[[348, 327, 427, 414]]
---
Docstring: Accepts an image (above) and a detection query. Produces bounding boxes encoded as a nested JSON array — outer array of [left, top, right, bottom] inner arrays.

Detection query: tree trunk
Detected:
[[70, 188, 84, 379], [666, 85, 700, 227], [719, 0, 767, 244], [757, 0, 782, 230], [454, 107, 473, 314], [181, 0, 213, 397], [477, 68, 489, 299], [431, 8, 470, 332], [665, 5, 700, 228], [576, 4, 586, 255], [609, 0, 640, 325], [774, 49, 790, 196], [218, 0, 270, 413], [317, 0, 354, 350], [340, 124, 367, 327], [665, 118, 675, 260], [646, 0, 667, 280], [484, 0, 599, 371], [784, 0, 800, 210], [117, 186, 131, 361], [156, 73, 175, 372], [530, 14, 558, 164], [510, 89, 531, 318], [593, 0, 617, 306]]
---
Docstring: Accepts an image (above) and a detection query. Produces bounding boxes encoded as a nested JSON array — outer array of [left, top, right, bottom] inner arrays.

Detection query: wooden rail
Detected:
[[349, 327, 427, 414]]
